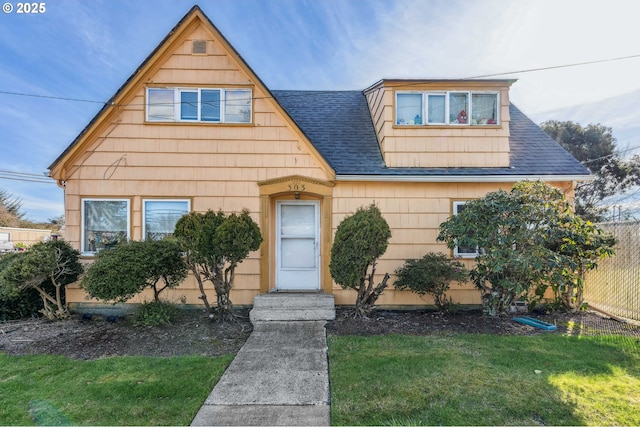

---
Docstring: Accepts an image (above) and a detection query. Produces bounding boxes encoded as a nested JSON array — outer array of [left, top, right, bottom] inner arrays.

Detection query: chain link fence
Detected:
[[584, 220, 640, 322]]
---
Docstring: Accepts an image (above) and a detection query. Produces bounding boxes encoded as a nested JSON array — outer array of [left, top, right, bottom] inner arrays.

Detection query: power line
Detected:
[[581, 144, 640, 165], [2, 53, 640, 107], [0, 176, 55, 184], [0, 169, 55, 184], [464, 54, 640, 79], [0, 169, 50, 178], [0, 90, 110, 105]]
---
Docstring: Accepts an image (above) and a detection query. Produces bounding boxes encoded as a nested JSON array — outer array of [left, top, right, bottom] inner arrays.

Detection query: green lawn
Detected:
[[3, 333, 638, 426], [328, 333, 640, 426], [0, 354, 233, 425]]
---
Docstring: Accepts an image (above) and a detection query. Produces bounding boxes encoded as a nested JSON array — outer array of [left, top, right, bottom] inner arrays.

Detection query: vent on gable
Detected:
[[192, 40, 207, 54]]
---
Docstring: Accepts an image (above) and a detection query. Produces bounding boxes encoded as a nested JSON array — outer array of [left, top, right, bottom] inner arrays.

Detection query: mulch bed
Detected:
[[1, 307, 638, 360]]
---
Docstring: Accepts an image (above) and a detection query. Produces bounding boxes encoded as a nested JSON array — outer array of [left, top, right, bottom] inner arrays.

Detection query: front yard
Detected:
[[328, 333, 640, 426], [0, 354, 232, 425], [1, 310, 639, 425]]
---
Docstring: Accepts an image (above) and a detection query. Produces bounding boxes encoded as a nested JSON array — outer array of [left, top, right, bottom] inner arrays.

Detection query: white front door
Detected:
[[276, 200, 320, 291]]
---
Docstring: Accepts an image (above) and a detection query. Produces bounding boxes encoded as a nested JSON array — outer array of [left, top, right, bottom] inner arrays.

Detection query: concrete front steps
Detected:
[[249, 293, 336, 324]]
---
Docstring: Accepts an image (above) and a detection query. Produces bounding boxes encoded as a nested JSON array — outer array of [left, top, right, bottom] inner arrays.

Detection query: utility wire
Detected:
[[581, 144, 640, 165], [464, 54, 640, 79], [0, 176, 55, 184], [0, 90, 110, 105], [0, 169, 50, 178], [2, 54, 640, 107], [0, 169, 55, 184]]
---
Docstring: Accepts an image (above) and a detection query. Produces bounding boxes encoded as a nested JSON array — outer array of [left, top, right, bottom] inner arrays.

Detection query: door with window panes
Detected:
[[275, 201, 320, 290]]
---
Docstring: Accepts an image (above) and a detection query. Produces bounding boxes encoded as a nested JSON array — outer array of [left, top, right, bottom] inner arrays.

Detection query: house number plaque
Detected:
[[288, 182, 306, 192]]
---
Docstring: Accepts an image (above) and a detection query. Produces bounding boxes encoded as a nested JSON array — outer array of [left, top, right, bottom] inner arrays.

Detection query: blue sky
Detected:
[[1, 0, 640, 222]]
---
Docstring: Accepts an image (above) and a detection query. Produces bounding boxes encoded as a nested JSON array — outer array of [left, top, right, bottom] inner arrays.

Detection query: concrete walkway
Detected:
[[190, 321, 331, 426]]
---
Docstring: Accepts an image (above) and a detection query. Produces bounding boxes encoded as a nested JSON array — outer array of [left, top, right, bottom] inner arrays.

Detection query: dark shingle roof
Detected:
[[272, 90, 590, 178], [272, 90, 385, 174]]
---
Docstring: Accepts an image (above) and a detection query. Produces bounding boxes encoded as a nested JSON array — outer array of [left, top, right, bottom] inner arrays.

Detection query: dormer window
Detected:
[[146, 87, 252, 123], [396, 91, 498, 126]]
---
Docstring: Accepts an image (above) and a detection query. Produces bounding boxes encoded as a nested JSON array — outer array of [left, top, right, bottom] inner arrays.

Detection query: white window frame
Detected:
[[81, 198, 130, 255], [147, 88, 175, 121], [453, 201, 479, 259], [146, 87, 252, 124], [426, 92, 447, 125], [142, 199, 191, 241], [395, 91, 499, 126], [178, 89, 200, 122]]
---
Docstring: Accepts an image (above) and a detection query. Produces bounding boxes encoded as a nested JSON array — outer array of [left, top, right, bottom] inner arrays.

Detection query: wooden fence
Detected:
[[584, 220, 640, 322]]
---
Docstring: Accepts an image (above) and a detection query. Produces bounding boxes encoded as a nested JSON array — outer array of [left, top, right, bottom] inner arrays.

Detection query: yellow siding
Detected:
[[59, 17, 330, 308], [364, 81, 512, 168], [53, 10, 577, 311], [330, 180, 575, 307], [332, 181, 514, 307], [364, 85, 387, 157]]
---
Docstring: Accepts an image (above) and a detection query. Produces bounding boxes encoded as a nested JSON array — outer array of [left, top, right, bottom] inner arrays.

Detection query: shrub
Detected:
[[394, 252, 468, 312], [438, 181, 615, 316], [0, 253, 37, 320], [174, 209, 262, 321], [81, 239, 187, 304], [330, 204, 391, 318], [134, 300, 179, 327], [174, 211, 215, 314], [0, 288, 42, 321], [0, 240, 82, 320], [542, 215, 615, 311]]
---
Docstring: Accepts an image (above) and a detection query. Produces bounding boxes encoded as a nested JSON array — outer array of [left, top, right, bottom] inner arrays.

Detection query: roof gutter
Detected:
[[335, 174, 593, 183]]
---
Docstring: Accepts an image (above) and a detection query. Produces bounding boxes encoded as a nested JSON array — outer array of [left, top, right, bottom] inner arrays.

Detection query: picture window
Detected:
[[143, 200, 190, 241], [82, 199, 130, 254]]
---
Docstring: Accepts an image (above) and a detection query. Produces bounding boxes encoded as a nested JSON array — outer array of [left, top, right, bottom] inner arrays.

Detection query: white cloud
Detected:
[[327, 0, 640, 114], [3, 0, 640, 222], [472, 0, 640, 113]]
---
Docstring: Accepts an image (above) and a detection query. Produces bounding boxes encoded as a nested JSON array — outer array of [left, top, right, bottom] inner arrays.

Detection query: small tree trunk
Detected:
[[192, 267, 212, 315], [481, 286, 514, 316], [433, 293, 447, 312], [354, 272, 390, 318], [39, 296, 56, 320], [215, 290, 234, 321], [34, 286, 69, 320], [53, 283, 70, 319], [562, 282, 584, 312], [213, 277, 233, 321], [212, 266, 235, 322], [151, 282, 162, 302]]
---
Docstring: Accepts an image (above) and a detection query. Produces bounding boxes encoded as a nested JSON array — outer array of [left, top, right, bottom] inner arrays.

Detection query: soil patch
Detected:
[[0, 309, 253, 360], [1, 307, 638, 360], [327, 307, 640, 339]]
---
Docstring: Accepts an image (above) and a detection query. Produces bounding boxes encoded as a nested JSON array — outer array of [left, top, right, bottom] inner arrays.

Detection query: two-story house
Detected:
[[48, 5, 590, 312]]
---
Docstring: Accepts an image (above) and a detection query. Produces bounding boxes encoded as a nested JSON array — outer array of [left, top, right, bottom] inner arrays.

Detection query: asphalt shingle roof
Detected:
[[272, 90, 590, 178]]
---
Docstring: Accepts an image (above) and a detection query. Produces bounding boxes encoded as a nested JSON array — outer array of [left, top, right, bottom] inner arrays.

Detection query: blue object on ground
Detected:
[[512, 316, 557, 331]]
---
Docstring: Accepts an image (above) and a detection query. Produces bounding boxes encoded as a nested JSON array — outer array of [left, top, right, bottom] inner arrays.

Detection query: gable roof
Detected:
[[273, 90, 591, 180], [50, 6, 589, 184], [48, 5, 333, 180], [49, 6, 208, 172]]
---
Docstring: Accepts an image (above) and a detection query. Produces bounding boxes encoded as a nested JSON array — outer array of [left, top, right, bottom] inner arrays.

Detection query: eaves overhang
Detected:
[[335, 174, 593, 183]]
